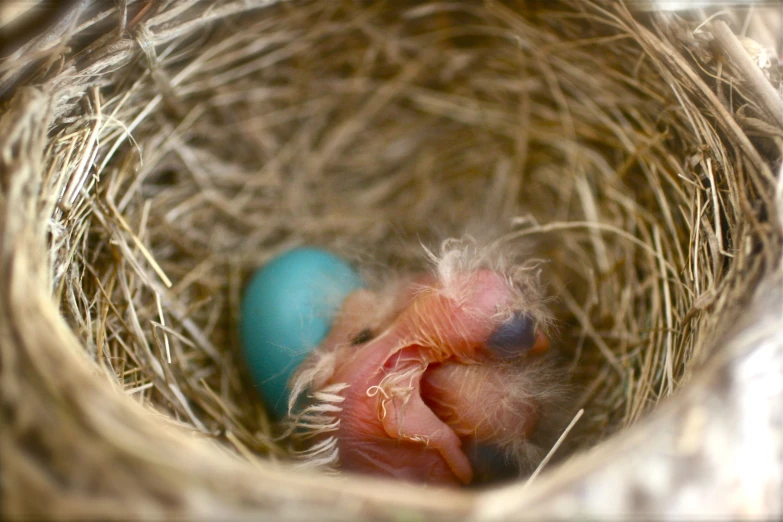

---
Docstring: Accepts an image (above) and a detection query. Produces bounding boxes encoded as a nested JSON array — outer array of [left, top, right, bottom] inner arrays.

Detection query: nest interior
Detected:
[[1, 0, 781, 519]]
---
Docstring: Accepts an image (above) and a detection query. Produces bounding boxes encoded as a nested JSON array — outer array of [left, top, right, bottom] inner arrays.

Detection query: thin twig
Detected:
[[523, 409, 584, 489], [712, 20, 783, 129]]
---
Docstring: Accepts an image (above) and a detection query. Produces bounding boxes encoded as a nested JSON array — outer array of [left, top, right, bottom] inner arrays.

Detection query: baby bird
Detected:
[[284, 239, 557, 486]]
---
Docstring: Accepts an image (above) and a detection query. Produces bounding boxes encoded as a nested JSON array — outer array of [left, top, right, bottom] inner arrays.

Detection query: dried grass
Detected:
[[0, 0, 781, 520]]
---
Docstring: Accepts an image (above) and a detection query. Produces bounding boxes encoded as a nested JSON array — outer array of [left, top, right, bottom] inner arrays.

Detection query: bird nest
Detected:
[[1, 0, 781, 519]]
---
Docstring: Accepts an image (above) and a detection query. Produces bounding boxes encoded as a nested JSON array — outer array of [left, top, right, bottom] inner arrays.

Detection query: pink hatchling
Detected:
[[286, 242, 555, 486]]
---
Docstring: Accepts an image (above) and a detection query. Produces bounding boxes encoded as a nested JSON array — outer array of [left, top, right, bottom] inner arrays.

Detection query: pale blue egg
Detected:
[[240, 247, 362, 418]]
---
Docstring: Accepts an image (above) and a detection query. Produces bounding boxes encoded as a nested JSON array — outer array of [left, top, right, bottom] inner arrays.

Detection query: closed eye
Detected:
[[350, 328, 375, 345], [488, 312, 536, 359]]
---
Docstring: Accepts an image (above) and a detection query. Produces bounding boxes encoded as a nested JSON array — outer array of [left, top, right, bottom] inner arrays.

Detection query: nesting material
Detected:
[[0, 0, 781, 520]]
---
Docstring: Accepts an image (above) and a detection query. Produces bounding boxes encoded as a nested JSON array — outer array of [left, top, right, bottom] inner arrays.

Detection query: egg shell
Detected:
[[240, 247, 363, 418]]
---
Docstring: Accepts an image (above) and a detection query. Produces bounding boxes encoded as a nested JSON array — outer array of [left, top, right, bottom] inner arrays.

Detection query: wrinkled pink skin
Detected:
[[311, 269, 548, 485]]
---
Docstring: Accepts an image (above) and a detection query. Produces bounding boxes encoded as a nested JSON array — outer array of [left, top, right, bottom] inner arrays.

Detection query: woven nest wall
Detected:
[[1, 1, 781, 520]]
